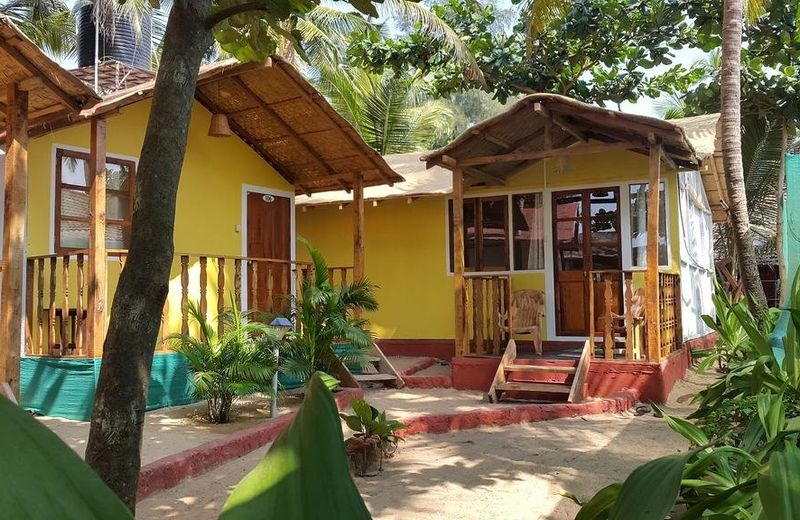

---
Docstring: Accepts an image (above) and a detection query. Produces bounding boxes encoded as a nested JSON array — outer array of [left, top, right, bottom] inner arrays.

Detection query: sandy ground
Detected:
[[387, 356, 452, 377], [136, 370, 714, 519], [39, 393, 302, 465]]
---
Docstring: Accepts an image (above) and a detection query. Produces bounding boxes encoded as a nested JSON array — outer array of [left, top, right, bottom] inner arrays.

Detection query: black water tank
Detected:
[[76, 5, 152, 70]]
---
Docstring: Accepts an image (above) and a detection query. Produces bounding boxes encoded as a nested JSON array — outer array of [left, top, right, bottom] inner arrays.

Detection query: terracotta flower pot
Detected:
[[345, 436, 382, 477]]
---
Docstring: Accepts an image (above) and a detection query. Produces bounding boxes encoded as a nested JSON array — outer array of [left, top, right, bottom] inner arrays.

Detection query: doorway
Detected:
[[245, 190, 291, 313], [552, 188, 623, 336]]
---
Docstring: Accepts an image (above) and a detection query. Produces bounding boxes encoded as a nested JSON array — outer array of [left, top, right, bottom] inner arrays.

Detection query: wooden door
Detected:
[[552, 188, 622, 336], [246, 192, 291, 313]]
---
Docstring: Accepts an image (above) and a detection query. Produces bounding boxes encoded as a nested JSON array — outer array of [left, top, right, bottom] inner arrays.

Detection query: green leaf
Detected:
[[758, 451, 800, 520], [658, 408, 709, 446], [221, 372, 371, 519], [576, 482, 622, 520], [757, 393, 785, 441], [608, 452, 691, 520], [0, 395, 133, 518]]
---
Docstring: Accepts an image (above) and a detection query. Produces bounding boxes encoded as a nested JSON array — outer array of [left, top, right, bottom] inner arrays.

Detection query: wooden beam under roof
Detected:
[[458, 141, 638, 167]]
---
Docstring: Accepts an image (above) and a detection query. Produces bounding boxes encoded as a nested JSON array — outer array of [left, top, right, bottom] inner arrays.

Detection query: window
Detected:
[[512, 193, 544, 270], [448, 196, 508, 271], [629, 182, 668, 267], [448, 192, 544, 272], [55, 149, 136, 253]]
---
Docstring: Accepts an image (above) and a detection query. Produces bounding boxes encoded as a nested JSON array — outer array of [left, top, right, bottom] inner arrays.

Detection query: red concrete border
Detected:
[[404, 375, 453, 389], [401, 357, 439, 376], [400, 389, 640, 435], [137, 388, 363, 501]]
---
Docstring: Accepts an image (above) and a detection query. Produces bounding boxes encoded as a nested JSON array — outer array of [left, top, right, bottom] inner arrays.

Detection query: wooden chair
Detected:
[[500, 289, 545, 355], [599, 283, 645, 360]]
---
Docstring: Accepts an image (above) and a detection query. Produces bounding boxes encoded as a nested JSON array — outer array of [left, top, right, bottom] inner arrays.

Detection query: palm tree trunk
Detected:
[[776, 122, 787, 306], [84, 1, 214, 512], [721, 0, 769, 318]]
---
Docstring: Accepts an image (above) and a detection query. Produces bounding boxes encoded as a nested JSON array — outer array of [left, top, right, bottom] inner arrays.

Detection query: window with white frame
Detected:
[[629, 182, 668, 267], [448, 191, 544, 272]]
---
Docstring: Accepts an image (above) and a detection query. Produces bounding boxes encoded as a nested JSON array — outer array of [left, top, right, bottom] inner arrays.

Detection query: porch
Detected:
[[422, 94, 702, 401]]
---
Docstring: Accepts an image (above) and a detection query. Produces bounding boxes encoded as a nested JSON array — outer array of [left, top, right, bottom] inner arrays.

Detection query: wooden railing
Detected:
[[464, 274, 510, 356], [588, 270, 645, 360], [658, 272, 682, 359], [23, 251, 341, 358]]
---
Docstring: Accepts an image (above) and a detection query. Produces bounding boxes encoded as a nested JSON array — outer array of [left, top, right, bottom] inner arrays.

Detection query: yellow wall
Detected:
[[297, 149, 681, 341], [26, 99, 292, 353]]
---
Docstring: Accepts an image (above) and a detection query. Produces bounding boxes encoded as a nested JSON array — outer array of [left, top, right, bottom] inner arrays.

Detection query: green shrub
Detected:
[[169, 298, 280, 423]]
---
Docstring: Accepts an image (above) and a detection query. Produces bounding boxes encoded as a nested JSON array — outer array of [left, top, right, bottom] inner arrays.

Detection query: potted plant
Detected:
[[340, 397, 404, 477]]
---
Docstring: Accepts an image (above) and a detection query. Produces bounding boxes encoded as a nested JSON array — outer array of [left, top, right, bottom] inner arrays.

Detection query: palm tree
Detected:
[[721, 0, 769, 318], [283, 242, 378, 384], [0, 0, 75, 59], [316, 66, 456, 154], [169, 298, 280, 424]]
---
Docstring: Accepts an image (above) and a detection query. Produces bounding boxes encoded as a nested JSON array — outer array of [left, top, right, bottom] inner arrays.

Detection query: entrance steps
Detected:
[[488, 339, 590, 403]]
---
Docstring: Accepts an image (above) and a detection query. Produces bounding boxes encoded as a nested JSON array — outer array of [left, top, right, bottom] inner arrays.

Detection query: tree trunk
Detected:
[[776, 122, 787, 306], [84, 1, 214, 511], [720, 0, 769, 318]]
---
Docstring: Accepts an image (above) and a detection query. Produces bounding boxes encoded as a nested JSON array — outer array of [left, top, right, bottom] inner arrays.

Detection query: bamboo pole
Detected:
[[0, 83, 28, 397], [452, 167, 467, 357], [353, 173, 365, 281], [87, 117, 107, 357], [646, 137, 662, 361]]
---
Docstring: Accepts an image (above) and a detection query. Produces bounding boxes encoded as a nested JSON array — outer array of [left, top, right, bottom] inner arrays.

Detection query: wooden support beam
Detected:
[[463, 166, 505, 186], [87, 118, 107, 357], [646, 136, 662, 361], [452, 167, 467, 357], [458, 141, 637, 167], [553, 115, 587, 143], [353, 173, 365, 281], [0, 84, 28, 398]]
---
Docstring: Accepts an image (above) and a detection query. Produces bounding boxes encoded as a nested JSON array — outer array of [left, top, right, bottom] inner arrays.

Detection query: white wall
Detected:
[[678, 170, 715, 340]]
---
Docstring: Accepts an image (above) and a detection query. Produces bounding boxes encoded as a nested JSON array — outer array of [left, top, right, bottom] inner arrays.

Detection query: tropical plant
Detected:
[[691, 269, 800, 420], [341, 398, 404, 453], [572, 393, 800, 519], [282, 241, 378, 384], [169, 297, 280, 424], [0, 372, 368, 519], [315, 66, 456, 154]]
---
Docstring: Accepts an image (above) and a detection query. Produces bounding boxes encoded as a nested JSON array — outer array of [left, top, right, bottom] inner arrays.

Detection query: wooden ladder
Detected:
[[487, 339, 591, 403]]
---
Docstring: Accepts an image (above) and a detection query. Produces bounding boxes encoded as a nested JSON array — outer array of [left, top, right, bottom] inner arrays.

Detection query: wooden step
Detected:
[[353, 373, 398, 383], [364, 356, 381, 363], [504, 364, 576, 374], [495, 382, 571, 394]]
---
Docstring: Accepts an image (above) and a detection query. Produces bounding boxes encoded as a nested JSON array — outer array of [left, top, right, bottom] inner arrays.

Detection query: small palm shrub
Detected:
[[169, 298, 280, 424], [283, 241, 379, 384]]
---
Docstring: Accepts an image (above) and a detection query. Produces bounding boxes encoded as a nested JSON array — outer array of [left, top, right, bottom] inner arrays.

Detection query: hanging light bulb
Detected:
[[208, 113, 232, 138]]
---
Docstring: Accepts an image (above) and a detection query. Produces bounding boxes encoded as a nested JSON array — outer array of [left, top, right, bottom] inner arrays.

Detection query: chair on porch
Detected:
[[499, 289, 545, 355], [598, 286, 646, 359]]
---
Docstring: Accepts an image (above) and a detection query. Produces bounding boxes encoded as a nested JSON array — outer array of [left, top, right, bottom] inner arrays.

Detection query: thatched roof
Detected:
[[72, 57, 401, 195], [424, 94, 700, 177], [296, 152, 450, 206], [0, 17, 98, 134], [671, 113, 729, 222]]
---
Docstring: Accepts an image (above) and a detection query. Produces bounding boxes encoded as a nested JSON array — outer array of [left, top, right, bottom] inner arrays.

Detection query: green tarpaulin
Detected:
[[20, 353, 196, 421]]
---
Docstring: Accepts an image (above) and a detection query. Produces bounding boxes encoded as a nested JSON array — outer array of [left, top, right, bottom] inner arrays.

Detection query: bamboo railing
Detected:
[[464, 274, 510, 356], [24, 251, 343, 358], [658, 272, 682, 359]]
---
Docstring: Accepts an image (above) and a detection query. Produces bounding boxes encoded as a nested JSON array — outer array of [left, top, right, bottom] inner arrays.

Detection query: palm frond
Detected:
[[519, 0, 571, 36]]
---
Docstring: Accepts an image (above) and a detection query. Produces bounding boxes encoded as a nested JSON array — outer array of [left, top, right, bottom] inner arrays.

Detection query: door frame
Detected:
[[240, 184, 296, 310], [551, 186, 623, 337]]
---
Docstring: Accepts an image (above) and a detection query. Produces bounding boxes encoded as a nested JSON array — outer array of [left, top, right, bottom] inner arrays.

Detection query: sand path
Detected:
[[136, 370, 712, 519]]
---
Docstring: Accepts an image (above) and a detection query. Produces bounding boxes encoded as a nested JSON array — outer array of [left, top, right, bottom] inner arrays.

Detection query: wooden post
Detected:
[[87, 117, 107, 357], [0, 84, 28, 397], [646, 137, 662, 361], [353, 173, 365, 281], [452, 167, 467, 357]]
